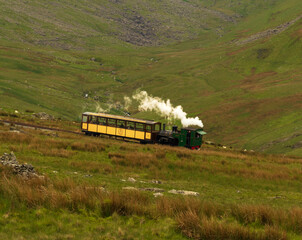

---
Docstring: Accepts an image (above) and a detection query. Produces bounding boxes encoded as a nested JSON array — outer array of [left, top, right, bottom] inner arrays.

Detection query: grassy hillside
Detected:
[[0, 0, 235, 48], [0, 0, 302, 156], [0, 114, 301, 239]]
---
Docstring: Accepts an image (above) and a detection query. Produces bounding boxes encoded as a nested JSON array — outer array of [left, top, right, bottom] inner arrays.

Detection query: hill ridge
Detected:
[[235, 14, 302, 45]]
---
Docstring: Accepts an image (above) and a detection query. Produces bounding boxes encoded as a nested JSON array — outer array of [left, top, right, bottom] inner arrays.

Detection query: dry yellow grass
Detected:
[[177, 210, 287, 240], [70, 141, 106, 152], [109, 152, 160, 168]]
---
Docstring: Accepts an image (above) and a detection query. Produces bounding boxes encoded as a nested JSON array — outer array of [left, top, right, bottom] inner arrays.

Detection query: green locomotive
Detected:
[[156, 125, 206, 150]]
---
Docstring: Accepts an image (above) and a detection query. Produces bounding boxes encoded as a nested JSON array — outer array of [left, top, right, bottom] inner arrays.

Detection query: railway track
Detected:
[[0, 119, 83, 135]]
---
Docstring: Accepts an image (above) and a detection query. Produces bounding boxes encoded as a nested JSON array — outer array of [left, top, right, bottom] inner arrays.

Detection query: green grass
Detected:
[[0, 116, 301, 239], [0, 205, 183, 240], [0, 0, 301, 156]]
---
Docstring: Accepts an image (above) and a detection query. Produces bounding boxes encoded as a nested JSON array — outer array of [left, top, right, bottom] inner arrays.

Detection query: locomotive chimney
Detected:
[[172, 126, 178, 132], [163, 124, 166, 131]]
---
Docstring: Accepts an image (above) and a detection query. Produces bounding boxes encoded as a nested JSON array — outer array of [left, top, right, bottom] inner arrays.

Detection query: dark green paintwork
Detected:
[[172, 128, 205, 148]]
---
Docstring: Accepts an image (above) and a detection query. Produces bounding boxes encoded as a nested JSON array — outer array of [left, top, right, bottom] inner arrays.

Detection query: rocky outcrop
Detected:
[[0, 152, 40, 178], [33, 112, 55, 120], [235, 15, 302, 45]]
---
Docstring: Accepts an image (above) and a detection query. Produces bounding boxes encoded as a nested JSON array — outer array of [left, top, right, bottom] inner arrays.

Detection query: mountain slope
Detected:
[[0, 0, 302, 156], [0, 0, 236, 48]]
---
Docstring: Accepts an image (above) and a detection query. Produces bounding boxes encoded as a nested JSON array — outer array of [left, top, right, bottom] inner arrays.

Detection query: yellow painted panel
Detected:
[[98, 125, 107, 134], [107, 127, 116, 135], [116, 128, 125, 137], [135, 131, 145, 140], [126, 130, 135, 138], [88, 124, 97, 132], [146, 132, 151, 140], [82, 123, 87, 130]]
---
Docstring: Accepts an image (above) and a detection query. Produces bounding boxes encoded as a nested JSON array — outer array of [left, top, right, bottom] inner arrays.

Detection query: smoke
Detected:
[[132, 91, 203, 128], [124, 96, 132, 111], [95, 103, 108, 113]]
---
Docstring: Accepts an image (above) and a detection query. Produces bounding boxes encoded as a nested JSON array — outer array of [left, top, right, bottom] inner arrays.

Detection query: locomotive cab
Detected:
[[177, 127, 206, 149], [157, 126, 206, 149]]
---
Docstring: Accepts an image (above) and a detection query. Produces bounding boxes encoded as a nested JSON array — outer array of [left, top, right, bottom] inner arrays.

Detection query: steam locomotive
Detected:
[[81, 112, 206, 149]]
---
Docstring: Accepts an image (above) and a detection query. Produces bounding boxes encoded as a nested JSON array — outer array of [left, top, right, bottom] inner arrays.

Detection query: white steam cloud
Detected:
[[132, 91, 203, 128], [95, 103, 108, 113], [123, 96, 132, 111]]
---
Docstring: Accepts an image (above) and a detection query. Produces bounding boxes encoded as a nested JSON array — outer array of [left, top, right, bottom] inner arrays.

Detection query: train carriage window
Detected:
[[82, 115, 88, 123], [146, 125, 151, 132], [99, 117, 107, 125], [195, 132, 200, 138], [117, 120, 126, 128], [91, 116, 98, 124], [88, 115, 92, 123], [127, 121, 134, 129], [153, 123, 160, 131], [108, 118, 116, 127], [136, 123, 144, 131]]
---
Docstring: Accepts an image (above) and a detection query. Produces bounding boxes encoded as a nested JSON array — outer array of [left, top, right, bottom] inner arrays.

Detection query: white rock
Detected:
[[127, 177, 136, 182], [122, 186, 138, 191], [153, 192, 163, 197], [168, 189, 199, 196]]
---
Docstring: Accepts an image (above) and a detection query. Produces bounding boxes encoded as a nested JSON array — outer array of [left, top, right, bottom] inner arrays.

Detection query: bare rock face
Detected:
[[0, 152, 40, 178]]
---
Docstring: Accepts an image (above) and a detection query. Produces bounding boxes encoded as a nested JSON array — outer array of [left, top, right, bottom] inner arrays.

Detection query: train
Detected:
[[81, 112, 206, 149]]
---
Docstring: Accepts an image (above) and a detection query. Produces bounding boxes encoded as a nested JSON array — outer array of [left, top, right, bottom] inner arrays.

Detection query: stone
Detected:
[[153, 192, 163, 197], [205, 141, 215, 145], [127, 177, 136, 182], [0, 152, 40, 178], [122, 186, 138, 191], [141, 188, 164, 193], [168, 189, 199, 196], [151, 180, 162, 184]]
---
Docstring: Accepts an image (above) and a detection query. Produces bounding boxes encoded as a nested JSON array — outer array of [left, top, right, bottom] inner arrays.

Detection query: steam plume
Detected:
[[132, 91, 203, 128], [124, 96, 132, 110], [95, 103, 108, 113]]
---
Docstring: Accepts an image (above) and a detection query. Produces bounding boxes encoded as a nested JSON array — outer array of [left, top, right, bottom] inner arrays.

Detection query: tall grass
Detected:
[[0, 165, 301, 239], [177, 210, 287, 240], [0, 132, 106, 158], [109, 152, 161, 168], [1, 128, 302, 238]]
